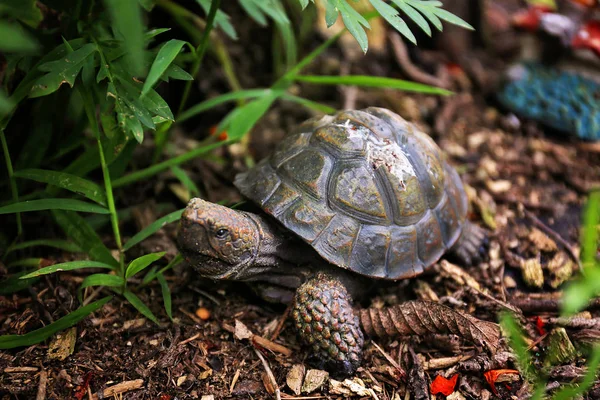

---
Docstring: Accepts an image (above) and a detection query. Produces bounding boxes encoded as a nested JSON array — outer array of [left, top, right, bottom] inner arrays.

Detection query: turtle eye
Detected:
[[215, 228, 229, 239]]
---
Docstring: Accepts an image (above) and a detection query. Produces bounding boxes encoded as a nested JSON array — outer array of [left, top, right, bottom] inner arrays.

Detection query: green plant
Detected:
[[0, 0, 467, 348]]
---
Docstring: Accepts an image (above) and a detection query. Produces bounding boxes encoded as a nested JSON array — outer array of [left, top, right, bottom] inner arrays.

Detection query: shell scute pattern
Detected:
[[234, 108, 467, 279]]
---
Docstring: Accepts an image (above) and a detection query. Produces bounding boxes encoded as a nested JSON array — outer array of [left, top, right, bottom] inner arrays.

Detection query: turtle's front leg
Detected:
[[292, 273, 364, 377]]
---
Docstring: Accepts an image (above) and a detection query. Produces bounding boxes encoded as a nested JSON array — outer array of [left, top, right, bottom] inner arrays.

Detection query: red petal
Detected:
[[535, 316, 546, 335], [430, 374, 459, 396], [484, 369, 520, 395]]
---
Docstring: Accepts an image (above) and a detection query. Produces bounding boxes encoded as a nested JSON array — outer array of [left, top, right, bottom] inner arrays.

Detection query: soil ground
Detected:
[[2, 4, 600, 400]]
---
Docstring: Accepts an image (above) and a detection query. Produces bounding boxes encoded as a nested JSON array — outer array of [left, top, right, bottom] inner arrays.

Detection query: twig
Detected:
[[371, 341, 406, 379], [179, 333, 201, 346], [223, 322, 293, 357], [4, 367, 39, 373], [230, 368, 241, 394], [254, 348, 281, 400], [35, 370, 48, 400], [269, 302, 293, 342], [388, 32, 449, 89], [523, 208, 581, 269], [91, 379, 144, 399], [422, 354, 474, 370]]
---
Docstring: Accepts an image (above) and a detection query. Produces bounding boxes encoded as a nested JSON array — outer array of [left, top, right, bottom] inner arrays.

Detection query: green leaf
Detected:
[[52, 210, 119, 268], [294, 74, 452, 94], [157, 272, 172, 320], [369, 0, 416, 44], [0, 90, 13, 115], [0, 199, 110, 214], [392, 0, 431, 36], [280, 93, 336, 113], [178, 89, 271, 122], [431, 7, 474, 30], [0, 0, 43, 27], [324, 0, 338, 27], [13, 169, 107, 205], [125, 252, 166, 279], [141, 39, 188, 97], [123, 290, 158, 323], [0, 271, 40, 295], [218, 92, 280, 140], [499, 312, 536, 382], [21, 261, 116, 279], [338, 1, 369, 53], [29, 43, 97, 98], [171, 166, 200, 196], [80, 273, 124, 290], [411, 2, 442, 31], [6, 239, 82, 254], [123, 209, 184, 251], [195, 0, 238, 40], [299, 0, 310, 10], [0, 296, 111, 349], [163, 64, 194, 81], [104, 0, 146, 76], [0, 22, 39, 53]]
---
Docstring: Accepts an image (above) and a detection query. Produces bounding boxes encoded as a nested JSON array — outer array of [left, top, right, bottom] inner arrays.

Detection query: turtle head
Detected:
[[177, 198, 259, 280]]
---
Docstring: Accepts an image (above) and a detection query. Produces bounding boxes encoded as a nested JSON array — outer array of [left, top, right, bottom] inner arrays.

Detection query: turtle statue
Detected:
[[177, 107, 487, 375]]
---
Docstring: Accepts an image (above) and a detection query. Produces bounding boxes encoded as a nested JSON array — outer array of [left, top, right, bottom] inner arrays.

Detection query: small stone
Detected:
[[301, 369, 329, 393], [544, 327, 577, 367], [286, 364, 305, 395], [47, 327, 77, 361], [520, 257, 544, 288]]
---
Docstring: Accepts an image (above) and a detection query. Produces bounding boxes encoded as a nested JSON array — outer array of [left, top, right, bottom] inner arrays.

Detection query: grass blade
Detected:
[[157, 272, 172, 320], [178, 89, 271, 122], [218, 92, 280, 140], [280, 93, 336, 113], [294, 74, 452, 94], [123, 209, 184, 251], [52, 210, 120, 268], [80, 273, 125, 290], [21, 260, 116, 279], [0, 199, 110, 214], [171, 166, 200, 196], [125, 252, 166, 279], [13, 168, 107, 205], [141, 39, 188, 97], [123, 290, 158, 324], [6, 239, 82, 254], [0, 296, 111, 349]]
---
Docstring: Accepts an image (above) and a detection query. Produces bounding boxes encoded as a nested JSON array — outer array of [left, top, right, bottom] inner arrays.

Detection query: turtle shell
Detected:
[[234, 107, 468, 280]]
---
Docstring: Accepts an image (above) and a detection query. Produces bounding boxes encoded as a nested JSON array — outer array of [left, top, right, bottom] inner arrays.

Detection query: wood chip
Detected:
[[48, 327, 77, 361], [520, 257, 544, 288], [35, 370, 48, 400], [91, 379, 144, 399], [528, 228, 558, 252], [4, 367, 39, 373]]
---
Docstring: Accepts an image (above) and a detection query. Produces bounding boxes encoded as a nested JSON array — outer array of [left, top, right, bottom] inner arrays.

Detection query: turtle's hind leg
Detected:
[[449, 221, 488, 265], [292, 273, 364, 377]]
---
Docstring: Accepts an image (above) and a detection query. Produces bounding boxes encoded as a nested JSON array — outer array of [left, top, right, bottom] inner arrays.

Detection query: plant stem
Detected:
[[0, 129, 22, 236], [80, 89, 124, 275], [177, 0, 221, 116]]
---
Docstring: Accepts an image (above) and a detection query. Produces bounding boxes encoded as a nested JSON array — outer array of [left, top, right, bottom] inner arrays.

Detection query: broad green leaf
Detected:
[[80, 273, 124, 290], [125, 252, 166, 279], [171, 166, 200, 196], [29, 43, 97, 98], [104, 0, 146, 76], [6, 239, 82, 254], [124, 209, 184, 251], [324, 0, 338, 27], [393, 0, 431, 36], [13, 169, 106, 205], [369, 0, 416, 44], [0, 22, 39, 53], [294, 74, 452, 94], [0, 271, 40, 295], [411, 3, 442, 31], [123, 290, 158, 323], [21, 260, 116, 279], [178, 89, 271, 122], [0, 0, 43, 27], [0, 199, 110, 214], [218, 92, 279, 140], [157, 273, 172, 320], [0, 296, 111, 349], [195, 0, 238, 40], [52, 210, 119, 268], [162, 64, 193, 81], [141, 39, 187, 97]]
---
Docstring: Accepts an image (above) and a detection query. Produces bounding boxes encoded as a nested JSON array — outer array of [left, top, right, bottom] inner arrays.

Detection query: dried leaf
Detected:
[[301, 369, 329, 393], [286, 364, 305, 395], [360, 300, 501, 352], [483, 369, 520, 395], [329, 377, 372, 396], [430, 373, 459, 396], [47, 327, 77, 361]]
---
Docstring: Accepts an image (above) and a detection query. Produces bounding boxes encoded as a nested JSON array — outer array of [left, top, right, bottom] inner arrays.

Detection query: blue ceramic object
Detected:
[[498, 63, 600, 141]]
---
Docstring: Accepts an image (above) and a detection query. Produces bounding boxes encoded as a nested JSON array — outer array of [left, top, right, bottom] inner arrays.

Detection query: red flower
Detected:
[[572, 20, 600, 58], [512, 5, 554, 32]]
